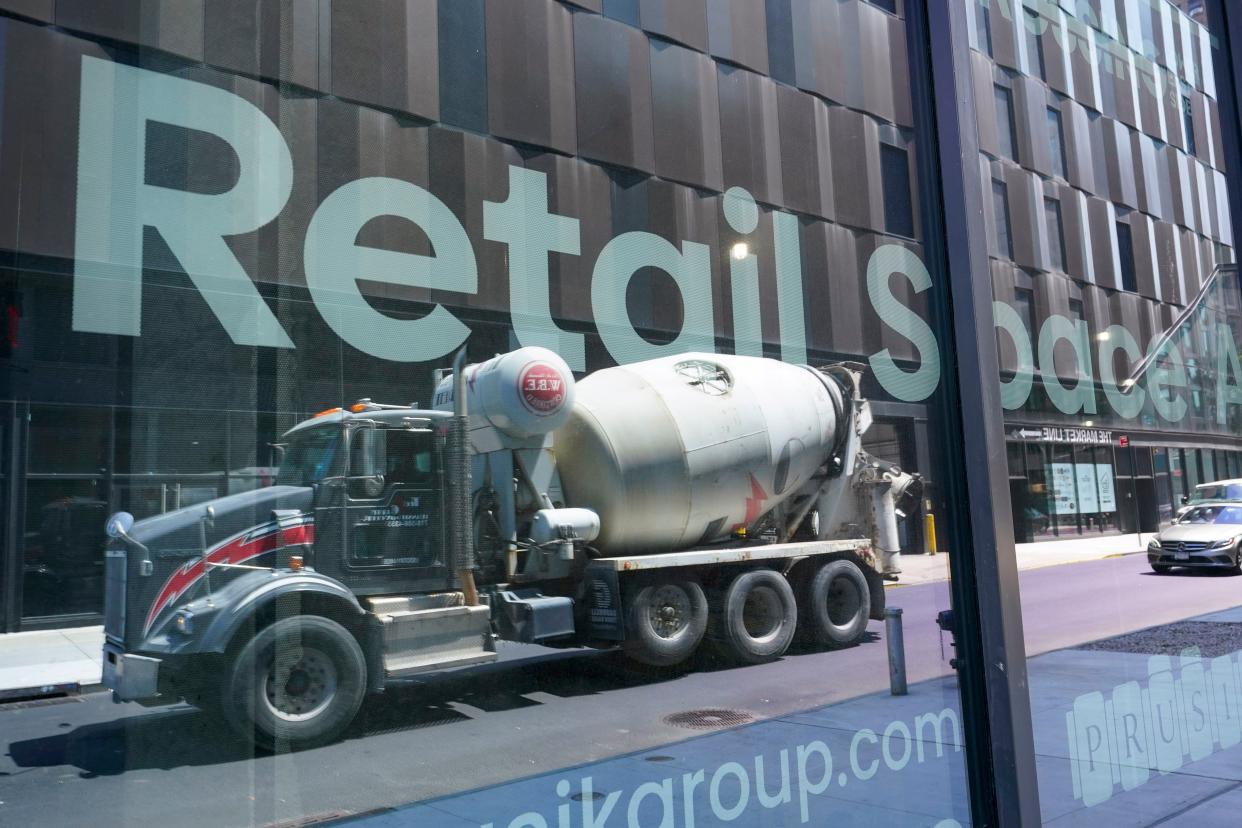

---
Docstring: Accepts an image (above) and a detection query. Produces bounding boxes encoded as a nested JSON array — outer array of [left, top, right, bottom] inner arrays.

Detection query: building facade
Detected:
[[970, 0, 1242, 543], [7, 1, 1242, 824]]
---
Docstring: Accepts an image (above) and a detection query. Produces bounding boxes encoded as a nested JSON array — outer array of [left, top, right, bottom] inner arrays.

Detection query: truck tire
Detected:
[[222, 615, 367, 751], [624, 578, 708, 667], [708, 570, 797, 664], [801, 559, 871, 648]]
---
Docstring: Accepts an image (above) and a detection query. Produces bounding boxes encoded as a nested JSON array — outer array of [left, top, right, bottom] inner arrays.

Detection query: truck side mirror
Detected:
[[348, 428, 386, 499]]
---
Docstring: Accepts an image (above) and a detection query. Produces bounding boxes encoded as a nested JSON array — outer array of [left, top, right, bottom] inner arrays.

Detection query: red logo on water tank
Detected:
[[518, 361, 567, 415]]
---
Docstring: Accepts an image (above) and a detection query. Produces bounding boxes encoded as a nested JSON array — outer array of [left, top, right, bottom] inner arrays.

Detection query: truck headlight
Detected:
[[173, 610, 194, 635]]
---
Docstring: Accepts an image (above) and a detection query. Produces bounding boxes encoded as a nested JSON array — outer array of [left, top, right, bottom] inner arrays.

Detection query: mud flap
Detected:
[[585, 564, 624, 640]]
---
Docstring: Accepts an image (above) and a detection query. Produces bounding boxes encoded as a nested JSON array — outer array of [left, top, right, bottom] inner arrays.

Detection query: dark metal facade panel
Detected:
[[637, 0, 708, 53], [528, 152, 615, 323], [1104, 119, 1138, 210], [1131, 213, 1160, 300], [203, 0, 320, 91], [330, 0, 439, 121], [428, 128, 523, 314], [784, 0, 847, 105], [572, 13, 656, 174], [775, 84, 834, 221], [971, 52, 1001, 160], [706, 0, 769, 75], [486, 0, 577, 156], [717, 65, 783, 207], [649, 38, 724, 191], [1005, 166, 1041, 271], [988, 0, 1018, 72], [54, 0, 206, 64], [0, 0, 48, 21], [829, 106, 882, 234]]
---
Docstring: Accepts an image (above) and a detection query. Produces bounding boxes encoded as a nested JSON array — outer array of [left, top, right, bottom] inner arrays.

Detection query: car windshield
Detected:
[[1192, 483, 1242, 502], [276, 427, 342, 486], [1181, 505, 1242, 524]]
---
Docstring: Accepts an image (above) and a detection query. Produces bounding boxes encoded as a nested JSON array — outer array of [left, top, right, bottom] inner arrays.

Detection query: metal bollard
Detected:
[[886, 606, 908, 696]]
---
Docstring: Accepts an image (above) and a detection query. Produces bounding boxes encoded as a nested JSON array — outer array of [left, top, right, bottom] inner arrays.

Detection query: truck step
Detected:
[[366, 592, 465, 614], [374, 603, 496, 679]]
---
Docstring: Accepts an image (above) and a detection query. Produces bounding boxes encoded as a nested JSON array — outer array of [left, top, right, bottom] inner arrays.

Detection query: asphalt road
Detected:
[[2, 553, 1241, 827]]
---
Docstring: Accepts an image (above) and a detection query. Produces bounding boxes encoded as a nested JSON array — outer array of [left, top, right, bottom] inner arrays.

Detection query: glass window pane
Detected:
[[1047, 107, 1067, 178], [993, 178, 1014, 259], [976, 1, 993, 56], [995, 84, 1017, 160], [1116, 221, 1137, 292], [881, 143, 915, 238], [1045, 197, 1066, 272], [1025, 8, 1046, 80]]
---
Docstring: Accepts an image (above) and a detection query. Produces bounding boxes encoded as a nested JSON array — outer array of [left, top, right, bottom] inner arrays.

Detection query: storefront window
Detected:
[[7, 0, 1242, 823], [0, 2, 985, 825]]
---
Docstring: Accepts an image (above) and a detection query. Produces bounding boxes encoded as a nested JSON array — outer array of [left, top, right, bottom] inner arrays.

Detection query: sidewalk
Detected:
[[0, 534, 1156, 700], [892, 531, 1155, 587], [0, 625, 103, 701], [349, 603, 1242, 827]]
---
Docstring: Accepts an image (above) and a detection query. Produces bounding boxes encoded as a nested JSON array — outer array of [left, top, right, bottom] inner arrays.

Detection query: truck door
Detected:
[[343, 427, 446, 577]]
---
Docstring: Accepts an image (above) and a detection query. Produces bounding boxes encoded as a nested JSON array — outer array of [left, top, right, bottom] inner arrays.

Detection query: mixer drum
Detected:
[[553, 354, 841, 554]]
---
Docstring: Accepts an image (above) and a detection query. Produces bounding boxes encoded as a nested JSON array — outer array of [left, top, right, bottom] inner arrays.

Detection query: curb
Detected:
[[0, 681, 83, 704]]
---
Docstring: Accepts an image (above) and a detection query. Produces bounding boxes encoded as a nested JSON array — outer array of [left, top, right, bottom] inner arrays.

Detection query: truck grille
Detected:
[[103, 548, 127, 642]]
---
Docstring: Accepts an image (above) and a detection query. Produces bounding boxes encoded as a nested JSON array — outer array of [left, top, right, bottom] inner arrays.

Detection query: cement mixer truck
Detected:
[[100, 348, 921, 749]]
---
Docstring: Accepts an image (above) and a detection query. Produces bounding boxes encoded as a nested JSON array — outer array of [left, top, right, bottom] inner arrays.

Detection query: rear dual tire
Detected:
[[799, 559, 871, 649], [708, 570, 799, 664]]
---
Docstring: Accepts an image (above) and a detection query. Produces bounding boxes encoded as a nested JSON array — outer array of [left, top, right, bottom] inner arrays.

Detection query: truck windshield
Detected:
[[276, 427, 342, 486]]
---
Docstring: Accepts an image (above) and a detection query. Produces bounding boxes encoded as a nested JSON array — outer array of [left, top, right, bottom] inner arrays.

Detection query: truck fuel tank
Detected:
[[433, 347, 575, 439]]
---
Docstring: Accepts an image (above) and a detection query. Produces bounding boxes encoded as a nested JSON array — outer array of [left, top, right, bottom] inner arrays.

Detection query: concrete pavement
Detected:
[[0, 625, 103, 700], [355, 603, 1242, 827], [891, 531, 1154, 587]]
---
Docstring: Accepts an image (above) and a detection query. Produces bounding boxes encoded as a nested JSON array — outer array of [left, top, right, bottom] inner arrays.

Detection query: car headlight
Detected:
[[1210, 535, 1242, 549], [1148, 538, 1162, 548]]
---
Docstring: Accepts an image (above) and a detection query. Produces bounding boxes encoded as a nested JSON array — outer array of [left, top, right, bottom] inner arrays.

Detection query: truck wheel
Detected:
[[625, 579, 708, 667], [801, 559, 871, 648], [709, 570, 797, 664], [223, 615, 367, 751]]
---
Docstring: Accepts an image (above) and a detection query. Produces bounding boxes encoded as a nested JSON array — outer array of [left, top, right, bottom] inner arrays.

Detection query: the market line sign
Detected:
[[1008, 427, 1117, 446]]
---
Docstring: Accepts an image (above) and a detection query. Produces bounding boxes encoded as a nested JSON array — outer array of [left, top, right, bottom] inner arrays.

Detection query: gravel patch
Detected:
[[1076, 621, 1242, 658]]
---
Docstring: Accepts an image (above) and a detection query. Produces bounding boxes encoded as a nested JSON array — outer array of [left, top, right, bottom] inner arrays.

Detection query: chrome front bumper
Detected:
[[102, 642, 161, 701], [1148, 548, 1235, 569]]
